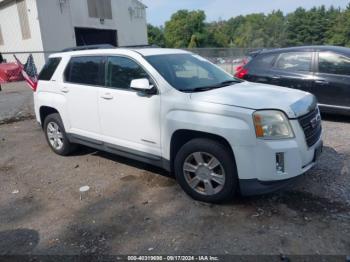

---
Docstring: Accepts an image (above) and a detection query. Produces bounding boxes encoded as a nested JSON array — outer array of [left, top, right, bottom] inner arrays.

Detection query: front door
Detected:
[[98, 56, 161, 156], [62, 56, 105, 139], [313, 51, 350, 107]]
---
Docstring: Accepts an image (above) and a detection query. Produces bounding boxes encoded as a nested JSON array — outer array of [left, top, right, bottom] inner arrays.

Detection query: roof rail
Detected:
[[61, 44, 115, 52], [247, 49, 266, 57], [119, 44, 160, 48], [61, 44, 161, 53]]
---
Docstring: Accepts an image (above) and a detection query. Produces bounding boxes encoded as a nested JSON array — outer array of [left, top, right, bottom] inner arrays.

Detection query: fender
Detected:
[[163, 109, 255, 160], [36, 91, 69, 130]]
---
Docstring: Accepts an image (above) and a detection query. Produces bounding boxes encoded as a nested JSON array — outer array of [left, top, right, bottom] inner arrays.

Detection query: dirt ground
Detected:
[[0, 83, 349, 255]]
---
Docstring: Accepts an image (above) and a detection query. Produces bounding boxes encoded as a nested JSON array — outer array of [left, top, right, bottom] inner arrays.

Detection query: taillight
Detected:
[[235, 67, 248, 79]]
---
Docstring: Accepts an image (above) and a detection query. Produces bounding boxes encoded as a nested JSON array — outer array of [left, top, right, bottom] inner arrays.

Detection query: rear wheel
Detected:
[[43, 113, 75, 156], [174, 138, 238, 203]]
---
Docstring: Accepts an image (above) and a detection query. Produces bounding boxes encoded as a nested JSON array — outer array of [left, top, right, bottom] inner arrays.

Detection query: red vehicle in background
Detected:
[[0, 62, 24, 84]]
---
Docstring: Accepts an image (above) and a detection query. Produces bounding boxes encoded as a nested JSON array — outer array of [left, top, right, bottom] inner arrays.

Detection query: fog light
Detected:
[[276, 152, 285, 175]]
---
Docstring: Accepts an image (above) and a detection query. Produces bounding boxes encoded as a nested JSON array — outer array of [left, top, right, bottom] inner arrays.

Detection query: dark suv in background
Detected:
[[235, 46, 350, 115]]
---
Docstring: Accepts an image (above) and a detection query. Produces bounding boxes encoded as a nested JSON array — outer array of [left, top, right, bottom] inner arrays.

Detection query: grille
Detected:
[[298, 108, 322, 147]]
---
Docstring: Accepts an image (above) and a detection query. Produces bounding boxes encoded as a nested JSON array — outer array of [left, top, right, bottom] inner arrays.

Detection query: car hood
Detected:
[[190, 81, 317, 118]]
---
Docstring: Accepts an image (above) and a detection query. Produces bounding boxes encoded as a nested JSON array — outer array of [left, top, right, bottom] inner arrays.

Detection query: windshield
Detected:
[[145, 54, 241, 92]]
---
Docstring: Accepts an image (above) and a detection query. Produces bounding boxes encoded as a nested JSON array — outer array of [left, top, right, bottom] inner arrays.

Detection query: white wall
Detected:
[[36, 0, 75, 60], [0, 0, 148, 71], [0, 0, 45, 70], [69, 0, 148, 46]]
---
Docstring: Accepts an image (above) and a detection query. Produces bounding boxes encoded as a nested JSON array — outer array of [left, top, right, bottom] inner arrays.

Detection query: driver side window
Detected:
[[106, 56, 149, 89]]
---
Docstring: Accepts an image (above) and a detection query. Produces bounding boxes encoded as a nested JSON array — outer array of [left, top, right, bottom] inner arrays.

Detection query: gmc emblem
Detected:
[[310, 114, 321, 129]]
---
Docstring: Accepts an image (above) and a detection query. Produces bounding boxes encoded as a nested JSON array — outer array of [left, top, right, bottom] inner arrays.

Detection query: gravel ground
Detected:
[[0, 82, 34, 124], [0, 83, 349, 255]]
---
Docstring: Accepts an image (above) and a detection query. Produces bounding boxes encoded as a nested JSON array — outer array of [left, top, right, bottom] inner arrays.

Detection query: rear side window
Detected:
[[106, 56, 148, 89], [38, 57, 62, 81], [64, 56, 105, 86], [318, 52, 350, 75], [275, 52, 312, 72]]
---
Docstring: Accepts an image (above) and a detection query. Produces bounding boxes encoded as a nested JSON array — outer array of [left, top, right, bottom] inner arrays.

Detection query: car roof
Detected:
[[254, 45, 350, 56], [50, 48, 190, 58]]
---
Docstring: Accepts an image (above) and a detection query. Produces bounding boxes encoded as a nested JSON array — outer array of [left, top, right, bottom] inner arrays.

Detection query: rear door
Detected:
[[313, 51, 350, 107], [62, 56, 105, 139], [269, 51, 315, 93]]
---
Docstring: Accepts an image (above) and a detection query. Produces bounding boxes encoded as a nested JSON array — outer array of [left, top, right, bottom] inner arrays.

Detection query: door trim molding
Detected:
[[67, 133, 171, 171]]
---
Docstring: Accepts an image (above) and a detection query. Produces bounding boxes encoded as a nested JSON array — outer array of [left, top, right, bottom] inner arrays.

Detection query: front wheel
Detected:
[[174, 138, 238, 203]]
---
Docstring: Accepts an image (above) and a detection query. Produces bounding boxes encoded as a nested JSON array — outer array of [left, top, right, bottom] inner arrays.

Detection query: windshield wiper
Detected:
[[218, 80, 241, 86], [180, 80, 241, 93]]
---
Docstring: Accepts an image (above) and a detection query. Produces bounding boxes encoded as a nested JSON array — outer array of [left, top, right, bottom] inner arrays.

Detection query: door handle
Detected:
[[101, 93, 113, 100], [61, 87, 69, 93], [315, 80, 329, 85]]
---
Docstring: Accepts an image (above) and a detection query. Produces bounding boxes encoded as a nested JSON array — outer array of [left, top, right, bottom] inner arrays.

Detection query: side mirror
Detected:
[[130, 78, 154, 91]]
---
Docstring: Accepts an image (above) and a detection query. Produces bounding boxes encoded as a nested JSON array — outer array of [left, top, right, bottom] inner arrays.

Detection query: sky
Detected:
[[141, 0, 349, 26]]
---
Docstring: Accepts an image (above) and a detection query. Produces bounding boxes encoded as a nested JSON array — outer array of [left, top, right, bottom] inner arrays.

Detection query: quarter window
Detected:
[[275, 52, 312, 72], [39, 57, 62, 81], [318, 52, 350, 75], [64, 56, 105, 86], [106, 56, 148, 89], [251, 54, 276, 68]]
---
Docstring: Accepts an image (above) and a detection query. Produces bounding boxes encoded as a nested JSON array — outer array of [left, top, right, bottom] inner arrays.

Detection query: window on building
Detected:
[[129, 0, 146, 19], [0, 25, 4, 45], [16, 0, 31, 40], [106, 56, 148, 89], [64, 56, 105, 86], [318, 52, 350, 76], [87, 0, 112, 19], [275, 52, 312, 72]]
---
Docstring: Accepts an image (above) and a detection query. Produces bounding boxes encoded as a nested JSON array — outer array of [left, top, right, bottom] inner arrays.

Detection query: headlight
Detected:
[[253, 110, 294, 139]]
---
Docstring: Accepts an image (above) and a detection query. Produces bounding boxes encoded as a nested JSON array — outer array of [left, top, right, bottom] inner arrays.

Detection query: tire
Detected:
[[43, 113, 76, 156], [174, 138, 238, 203]]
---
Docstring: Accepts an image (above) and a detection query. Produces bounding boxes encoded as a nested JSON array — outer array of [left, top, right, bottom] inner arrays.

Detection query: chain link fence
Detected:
[[188, 48, 259, 74], [1, 51, 55, 72], [1, 48, 258, 75]]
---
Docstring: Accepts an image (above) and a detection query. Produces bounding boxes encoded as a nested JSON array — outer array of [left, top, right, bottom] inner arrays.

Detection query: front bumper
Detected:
[[239, 176, 301, 196], [235, 119, 323, 196]]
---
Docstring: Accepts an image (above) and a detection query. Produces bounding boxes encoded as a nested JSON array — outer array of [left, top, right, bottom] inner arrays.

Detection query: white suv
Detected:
[[34, 47, 323, 203]]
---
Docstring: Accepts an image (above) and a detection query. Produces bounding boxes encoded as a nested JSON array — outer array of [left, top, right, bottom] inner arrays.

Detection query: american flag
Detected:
[[14, 54, 38, 91]]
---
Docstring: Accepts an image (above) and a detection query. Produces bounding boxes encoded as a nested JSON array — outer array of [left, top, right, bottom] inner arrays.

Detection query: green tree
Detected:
[[326, 8, 350, 46], [188, 34, 198, 48], [148, 3, 350, 48], [164, 10, 206, 48], [206, 21, 230, 47], [264, 10, 286, 47], [233, 13, 266, 48], [147, 24, 165, 47], [285, 7, 310, 46]]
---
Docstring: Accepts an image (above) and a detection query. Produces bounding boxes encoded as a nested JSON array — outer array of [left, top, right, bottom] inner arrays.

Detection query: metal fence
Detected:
[[187, 48, 258, 74], [1, 51, 56, 73], [1, 48, 257, 74]]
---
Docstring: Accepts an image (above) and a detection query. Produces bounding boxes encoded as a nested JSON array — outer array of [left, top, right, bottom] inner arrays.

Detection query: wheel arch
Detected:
[[169, 129, 236, 173], [39, 106, 59, 128]]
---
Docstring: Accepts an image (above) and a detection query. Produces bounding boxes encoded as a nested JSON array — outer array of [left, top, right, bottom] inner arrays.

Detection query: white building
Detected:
[[0, 0, 148, 70]]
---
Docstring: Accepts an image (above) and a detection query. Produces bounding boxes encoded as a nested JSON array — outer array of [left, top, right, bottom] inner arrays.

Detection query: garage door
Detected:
[[75, 27, 118, 47]]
